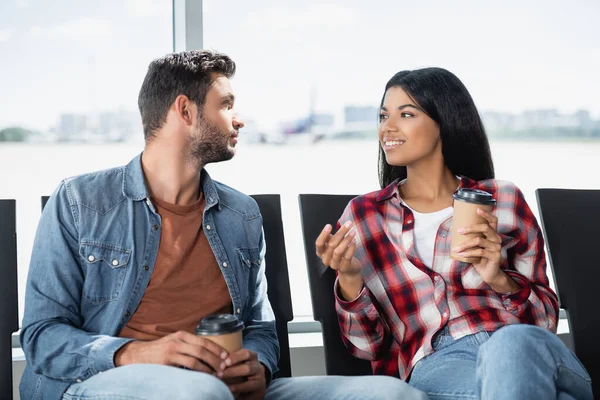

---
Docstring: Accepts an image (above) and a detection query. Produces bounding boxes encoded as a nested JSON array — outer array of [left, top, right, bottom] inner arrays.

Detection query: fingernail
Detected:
[[217, 371, 223, 378], [344, 221, 352, 228], [453, 247, 460, 252], [220, 362, 226, 370], [458, 228, 465, 234], [221, 352, 228, 359], [225, 359, 232, 366], [348, 229, 356, 237], [325, 224, 332, 232]]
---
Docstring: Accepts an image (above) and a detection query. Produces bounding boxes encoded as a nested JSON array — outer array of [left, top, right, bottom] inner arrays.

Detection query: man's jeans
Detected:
[[408, 324, 592, 400], [63, 365, 430, 400]]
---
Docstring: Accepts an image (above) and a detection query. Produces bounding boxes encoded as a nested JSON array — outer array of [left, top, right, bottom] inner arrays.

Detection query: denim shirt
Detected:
[[19, 154, 279, 400]]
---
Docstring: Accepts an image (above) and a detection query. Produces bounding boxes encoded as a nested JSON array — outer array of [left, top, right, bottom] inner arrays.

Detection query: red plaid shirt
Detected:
[[335, 177, 559, 380]]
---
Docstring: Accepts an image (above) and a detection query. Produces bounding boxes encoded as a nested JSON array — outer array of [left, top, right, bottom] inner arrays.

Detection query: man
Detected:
[[20, 50, 429, 400]]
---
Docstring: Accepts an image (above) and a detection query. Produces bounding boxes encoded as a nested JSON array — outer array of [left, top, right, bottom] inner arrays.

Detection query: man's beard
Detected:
[[187, 116, 236, 166]]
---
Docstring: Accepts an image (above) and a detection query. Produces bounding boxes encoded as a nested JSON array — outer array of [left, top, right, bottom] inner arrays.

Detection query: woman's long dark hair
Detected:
[[378, 68, 494, 188]]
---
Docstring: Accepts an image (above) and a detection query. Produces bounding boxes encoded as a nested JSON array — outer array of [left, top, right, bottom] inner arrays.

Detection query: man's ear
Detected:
[[173, 94, 196, 126]]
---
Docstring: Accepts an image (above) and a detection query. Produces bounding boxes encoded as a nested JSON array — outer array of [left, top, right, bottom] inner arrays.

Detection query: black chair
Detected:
[[298, 194, 372, 376], [536, 188, 600, 397], [43, 195, 294, 378], [0, 200, 18, 398], [251, 194, 294, 379]]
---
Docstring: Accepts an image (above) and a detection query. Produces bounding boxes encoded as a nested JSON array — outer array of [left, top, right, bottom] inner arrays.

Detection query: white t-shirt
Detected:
[[401, 200, 453, 268]]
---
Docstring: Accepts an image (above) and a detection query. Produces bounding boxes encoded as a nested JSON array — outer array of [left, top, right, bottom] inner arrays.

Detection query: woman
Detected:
[[315, 68, 592, 400]]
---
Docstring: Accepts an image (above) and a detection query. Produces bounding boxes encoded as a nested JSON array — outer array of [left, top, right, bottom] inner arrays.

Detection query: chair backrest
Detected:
[[250, 194, 294, 379], [0, 200, 18, 399], [298, 194, 372, 376], [43, 194, 294, 378], [42, 196, 49, 211], [536, 188, 600, 396]]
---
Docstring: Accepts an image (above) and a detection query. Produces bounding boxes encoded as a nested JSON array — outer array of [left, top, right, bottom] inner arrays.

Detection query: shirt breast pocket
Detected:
[[79, 242, 131, 304]]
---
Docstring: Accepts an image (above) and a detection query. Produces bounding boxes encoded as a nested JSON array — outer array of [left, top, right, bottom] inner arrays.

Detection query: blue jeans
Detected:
[[408, 324, 592, 400], [62, 364, 430, 400]]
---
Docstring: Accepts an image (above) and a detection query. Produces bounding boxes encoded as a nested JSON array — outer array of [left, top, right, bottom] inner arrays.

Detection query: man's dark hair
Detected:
[[138, 50, 236, 140]]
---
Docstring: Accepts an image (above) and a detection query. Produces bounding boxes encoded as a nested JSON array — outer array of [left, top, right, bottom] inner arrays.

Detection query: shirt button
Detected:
[[76, 379, 82, 383], [153, 224, 159, 231], [442, 312, 448, 318], [112, 260, 119, 266], [206, 225, 211, 230], [434, 276, 440, 282], [406, 219, 413, 224], [125, 311, 131, 317], [88, 255, 95, 262], [236, 308, 241, 314], [144, 265, 149, 271], [222, 262, 228, 268], [440, 233, 446, 238]]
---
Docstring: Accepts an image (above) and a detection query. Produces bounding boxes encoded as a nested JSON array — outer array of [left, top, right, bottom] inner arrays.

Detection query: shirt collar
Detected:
[[375, 178, 401, 202], [123, 153, 147, 201], [375, 175, 478, 203]]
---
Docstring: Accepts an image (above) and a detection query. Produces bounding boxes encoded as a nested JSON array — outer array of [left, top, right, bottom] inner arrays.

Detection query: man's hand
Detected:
[[115, 331, 228, 374], [220, 349, 266, 400]]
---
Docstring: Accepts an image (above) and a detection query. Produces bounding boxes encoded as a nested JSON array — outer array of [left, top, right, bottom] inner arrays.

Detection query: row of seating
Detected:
[[1, 190, 598, 398], [0, 199, 18, 399]]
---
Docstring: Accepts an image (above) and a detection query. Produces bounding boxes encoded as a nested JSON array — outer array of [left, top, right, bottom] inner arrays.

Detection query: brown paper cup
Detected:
[[195, 314, 245, 383], [450, 201, 494, 263], [450, 188, 496, 263], [201, 330, 243, 354]]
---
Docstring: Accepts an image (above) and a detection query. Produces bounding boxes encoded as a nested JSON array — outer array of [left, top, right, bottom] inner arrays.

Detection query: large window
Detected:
[[2, 0, 599, 323], [0, 0, 173, 321], [202, 0, 600, 317]]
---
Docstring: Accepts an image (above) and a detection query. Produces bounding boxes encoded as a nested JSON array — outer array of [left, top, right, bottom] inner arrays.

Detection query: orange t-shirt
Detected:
[[119, 194, 232, 340]]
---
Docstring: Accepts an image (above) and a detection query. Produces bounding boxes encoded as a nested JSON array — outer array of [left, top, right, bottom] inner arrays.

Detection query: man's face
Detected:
[[188, 73, 244, 165]]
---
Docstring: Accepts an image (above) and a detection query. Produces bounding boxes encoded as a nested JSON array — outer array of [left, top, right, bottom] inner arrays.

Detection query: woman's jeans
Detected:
[[408, 324, 593, 400]]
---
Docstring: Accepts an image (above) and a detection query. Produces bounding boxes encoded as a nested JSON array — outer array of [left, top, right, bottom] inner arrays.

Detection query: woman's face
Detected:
[[379, 86, 442, 167]]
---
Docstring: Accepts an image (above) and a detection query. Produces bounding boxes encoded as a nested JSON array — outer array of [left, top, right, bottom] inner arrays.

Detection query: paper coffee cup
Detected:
[[195, 314, 244, 354], [450, 188, 496, 263]]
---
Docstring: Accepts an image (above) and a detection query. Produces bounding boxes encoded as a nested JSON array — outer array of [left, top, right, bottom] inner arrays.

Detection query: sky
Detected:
[[1, 0, 599, 131]]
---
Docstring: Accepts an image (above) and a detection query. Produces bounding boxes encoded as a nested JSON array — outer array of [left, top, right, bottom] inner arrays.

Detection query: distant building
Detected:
[[98, 110, 142, 141], [574, 110, 593, 128], [57, 113, 88, 141], [52, 109, 142, 142], [312, 113, 334, 127], [344, 105, 377, 124], [481, 112, 515, 131], [481, 108, 600, 138]]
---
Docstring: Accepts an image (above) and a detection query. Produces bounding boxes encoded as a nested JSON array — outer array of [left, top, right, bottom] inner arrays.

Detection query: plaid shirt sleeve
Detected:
[[334, 280, 392, 360], [498, 185, 559, 332], [334, 203, 392, 361]]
